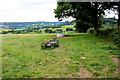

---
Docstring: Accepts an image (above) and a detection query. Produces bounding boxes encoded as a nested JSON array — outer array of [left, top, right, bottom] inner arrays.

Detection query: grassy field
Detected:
[[1, 25, 75, 34], [39, 25, 75, 33], [2, 33, 119, 78]]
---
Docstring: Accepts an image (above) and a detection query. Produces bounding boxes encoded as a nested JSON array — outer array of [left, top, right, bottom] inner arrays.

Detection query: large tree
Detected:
[[54, 2, 119, 35], [54, 2, 94, 33]]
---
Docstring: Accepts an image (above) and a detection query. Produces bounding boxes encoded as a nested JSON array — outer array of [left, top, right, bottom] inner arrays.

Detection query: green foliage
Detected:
[[53, 42, 59, 48], [101, 44, 118, 50], [2, 31, 8, 34], [74, 20, 94, 33], [54, 29, 62, 33], [88, 27, 120, 49], [66, 28, 73, 31], [87, 28, 94, 34], [98, 27, 120, 45], [44, 29, 53, 33], [41, 40, 47, 50], [90, 62, 101, 67], [109, 50, 118, 55], [54, 2, 116, 34]]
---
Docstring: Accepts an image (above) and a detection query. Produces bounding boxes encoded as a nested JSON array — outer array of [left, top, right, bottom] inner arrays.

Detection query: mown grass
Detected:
[[2, 33, 119, 78]]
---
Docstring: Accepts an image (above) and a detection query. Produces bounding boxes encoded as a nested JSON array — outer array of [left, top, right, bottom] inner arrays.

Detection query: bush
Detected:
[[98, 27, 117, 37], [45, 29, 53, 33], [66, 28, 74, 31], [98, 27, 120, 45], [52, 41, 59, 48], [87, 27, 120, 47], [2, 31, 8, 34], [41, 40, 47, 50], [87, 28, 94, 34], [54, 29, 62, 33]]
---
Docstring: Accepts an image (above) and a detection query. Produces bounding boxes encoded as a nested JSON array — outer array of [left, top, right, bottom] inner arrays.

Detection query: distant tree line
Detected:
[[1, 27, 74, 34], [44, 28, 74, 33], [1, 21, 74, 29], [1, 27, 42, 34]]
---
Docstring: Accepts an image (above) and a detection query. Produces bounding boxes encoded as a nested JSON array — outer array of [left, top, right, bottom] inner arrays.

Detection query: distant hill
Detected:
[[0, 22, 63, 27], [0, 21, 74, 29], [0, 18, 117, 29], [102, 18, 118, 27]]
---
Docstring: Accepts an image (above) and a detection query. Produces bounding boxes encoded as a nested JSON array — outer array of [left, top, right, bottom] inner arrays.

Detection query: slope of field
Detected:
[[2, 33, 119, 78]]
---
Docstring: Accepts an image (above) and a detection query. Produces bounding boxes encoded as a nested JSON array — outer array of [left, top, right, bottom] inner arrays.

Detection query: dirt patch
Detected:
[[80, 57, 87, 60], [51, 35, 80, 37], [109, 55, 118, 64], [109, 55, 120, 76], [77, 67, 92, 78]]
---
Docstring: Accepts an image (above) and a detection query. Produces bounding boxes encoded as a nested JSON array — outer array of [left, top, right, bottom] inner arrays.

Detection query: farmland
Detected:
[[2, 33, 119, 78], [1, 0, 120, 79]]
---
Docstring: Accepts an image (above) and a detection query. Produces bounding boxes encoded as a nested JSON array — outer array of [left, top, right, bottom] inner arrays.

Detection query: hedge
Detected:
[[87, 27, 120, 48]]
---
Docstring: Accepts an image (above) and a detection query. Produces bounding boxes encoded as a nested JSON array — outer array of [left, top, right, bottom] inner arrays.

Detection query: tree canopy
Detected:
[[54, 2, 119, 35]]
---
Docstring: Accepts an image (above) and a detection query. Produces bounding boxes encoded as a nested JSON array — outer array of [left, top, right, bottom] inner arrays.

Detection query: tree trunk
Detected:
[[94, 2, 99, 36]]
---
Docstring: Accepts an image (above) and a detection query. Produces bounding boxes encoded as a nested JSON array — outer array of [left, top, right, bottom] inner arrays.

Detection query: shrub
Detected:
[[45, 29, 53, 33], [87, 28, 94, 34], [41, 40, 47, 50], [54, 29, 62, 33], [66, 28, 74, 31], [101, 44, 118, 50], [87, 27, 120, 47], [52, 41, 59, 48], [98, 27, 117, 37], [2, 31, 8, 34], [109, 50, 118, 55], [98, 27, 120, 45]]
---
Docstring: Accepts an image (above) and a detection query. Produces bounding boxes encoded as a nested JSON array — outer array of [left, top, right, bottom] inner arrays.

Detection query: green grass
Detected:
[[2, 33, 119, 78]]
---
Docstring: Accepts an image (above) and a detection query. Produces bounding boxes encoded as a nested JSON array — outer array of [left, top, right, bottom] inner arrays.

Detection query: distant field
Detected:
[[2, 33, 119, 78], [1, 25, 75, 34], [40, 25, 75, 32], [2, 29, 24, 31]]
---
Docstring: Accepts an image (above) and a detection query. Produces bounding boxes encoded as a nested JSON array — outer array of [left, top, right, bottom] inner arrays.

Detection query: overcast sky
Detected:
[[0, 0, 118, 22]]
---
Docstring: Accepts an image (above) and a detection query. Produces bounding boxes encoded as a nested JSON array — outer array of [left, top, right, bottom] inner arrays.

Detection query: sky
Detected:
[[0, 0, 58, 22], [0, 0, 118, 22]]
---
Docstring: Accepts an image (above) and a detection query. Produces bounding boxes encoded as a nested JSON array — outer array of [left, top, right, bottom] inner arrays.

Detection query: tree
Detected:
[[66, 28, 73, 31], [45, 29, 53, 33], [54, 2, 119, 35], [54, 2, 94, 33]]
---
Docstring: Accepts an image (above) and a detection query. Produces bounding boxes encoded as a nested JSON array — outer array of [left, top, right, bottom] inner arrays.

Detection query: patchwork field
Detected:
[[2, 33, 119, 78]]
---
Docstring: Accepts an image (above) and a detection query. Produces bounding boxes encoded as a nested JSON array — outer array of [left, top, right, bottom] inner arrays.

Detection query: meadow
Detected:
[[2, 33, 119, 78]]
